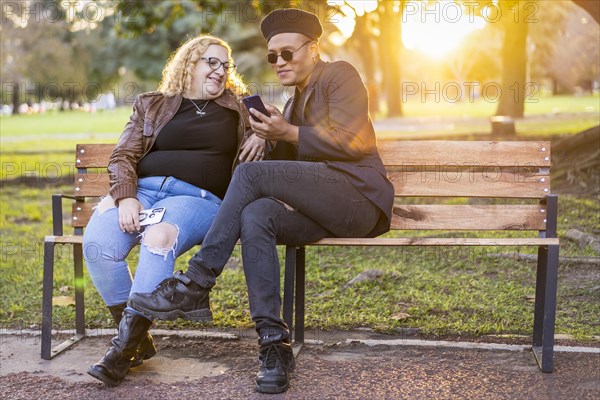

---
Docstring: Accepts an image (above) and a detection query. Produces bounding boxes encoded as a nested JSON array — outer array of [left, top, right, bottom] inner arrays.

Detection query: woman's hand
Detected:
[[238, 133, 266, 162], [117, 197, 143, 233], [249, 104, 299, 143]]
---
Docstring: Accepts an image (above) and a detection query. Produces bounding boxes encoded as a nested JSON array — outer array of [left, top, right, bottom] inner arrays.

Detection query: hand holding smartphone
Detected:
[[242, 95, 270, 122]]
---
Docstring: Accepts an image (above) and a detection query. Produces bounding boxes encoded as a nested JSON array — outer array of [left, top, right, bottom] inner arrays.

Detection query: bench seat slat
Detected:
[[45, 235, 559, 247], [45, 235, 84, 244], [389, 171, 550, 198], [378, 141, 551, 167], [391, 205, 546, 230], [308, 237, 559, 246]]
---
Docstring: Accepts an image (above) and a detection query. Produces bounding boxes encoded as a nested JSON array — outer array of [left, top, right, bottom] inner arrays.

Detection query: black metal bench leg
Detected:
[[283, 245, 296, 339], [41, 241, 55, 360], [532, 194, 558, 372], [532, 245, 548, 347], [74, 243, 85, 336], [537, 244, 559, 372], [41, 241, 86, 360], [294, 247, 306, 344], [532, 244, 559, 372]]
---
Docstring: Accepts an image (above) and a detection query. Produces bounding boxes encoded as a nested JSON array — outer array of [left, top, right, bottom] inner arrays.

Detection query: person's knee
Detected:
[[142, 222, 178, 251], [241, 199, 281, 240], [241, 199, 275, 227]]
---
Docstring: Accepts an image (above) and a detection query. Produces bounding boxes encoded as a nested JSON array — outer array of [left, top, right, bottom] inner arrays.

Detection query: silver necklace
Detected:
[[189, 99, 210, 117]]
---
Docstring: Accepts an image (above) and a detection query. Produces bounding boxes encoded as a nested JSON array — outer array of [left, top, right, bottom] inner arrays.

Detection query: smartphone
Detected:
[[139, 207, 166, 226], [242, 95, 270, 122]]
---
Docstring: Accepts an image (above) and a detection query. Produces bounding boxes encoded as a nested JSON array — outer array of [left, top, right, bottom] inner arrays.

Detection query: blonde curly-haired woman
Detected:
[[84, 35, 263, 387]]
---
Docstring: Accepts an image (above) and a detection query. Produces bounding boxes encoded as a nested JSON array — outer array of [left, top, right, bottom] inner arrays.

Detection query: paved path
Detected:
[[1, 330, 598, 399]]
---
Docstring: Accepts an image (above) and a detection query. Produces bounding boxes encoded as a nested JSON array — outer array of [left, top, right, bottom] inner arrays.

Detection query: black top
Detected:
[[137, 99, 239, 199]]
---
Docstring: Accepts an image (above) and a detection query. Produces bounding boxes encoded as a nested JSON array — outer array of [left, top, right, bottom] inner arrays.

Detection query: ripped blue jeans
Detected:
[[83, 176, 221, 308]]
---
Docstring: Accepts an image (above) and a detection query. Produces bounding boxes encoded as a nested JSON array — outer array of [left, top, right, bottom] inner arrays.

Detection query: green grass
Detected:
[[0, 108, 132, 136], [1, 184, 598, 340]]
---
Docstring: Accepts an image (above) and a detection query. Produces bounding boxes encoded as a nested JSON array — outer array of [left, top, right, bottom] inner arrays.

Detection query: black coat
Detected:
[[267, 60, 394, 237]]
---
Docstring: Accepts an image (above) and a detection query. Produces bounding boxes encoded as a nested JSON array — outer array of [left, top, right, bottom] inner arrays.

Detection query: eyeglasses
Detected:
[[201, 57, 235, 72], [266, 41, 312, 64]]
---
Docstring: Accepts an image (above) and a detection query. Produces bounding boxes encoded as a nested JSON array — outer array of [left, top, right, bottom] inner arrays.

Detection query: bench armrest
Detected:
[[51, 194, 78, 236]]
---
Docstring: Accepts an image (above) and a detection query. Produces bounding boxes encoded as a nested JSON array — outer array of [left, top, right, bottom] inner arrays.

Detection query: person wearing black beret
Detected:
[[128, 8, 394, 394]]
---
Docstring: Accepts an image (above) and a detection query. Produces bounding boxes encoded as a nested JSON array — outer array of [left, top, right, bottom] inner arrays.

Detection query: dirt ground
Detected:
[[1, 332, 599, 400]]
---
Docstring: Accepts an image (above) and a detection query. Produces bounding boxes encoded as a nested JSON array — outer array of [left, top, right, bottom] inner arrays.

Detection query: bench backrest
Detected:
[[68, 141, 552, 233], [380, 141, 551, 231]]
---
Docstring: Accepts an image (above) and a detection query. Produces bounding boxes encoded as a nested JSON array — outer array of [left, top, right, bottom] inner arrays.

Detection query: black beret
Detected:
[[260, 8, 323, 42]]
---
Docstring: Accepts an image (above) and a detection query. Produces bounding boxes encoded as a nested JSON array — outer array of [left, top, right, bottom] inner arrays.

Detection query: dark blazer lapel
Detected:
[[283, 96, 294, 122], [300, 60, 327, 122]]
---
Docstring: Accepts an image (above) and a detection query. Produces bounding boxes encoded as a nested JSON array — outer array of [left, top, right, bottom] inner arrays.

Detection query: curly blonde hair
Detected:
[[158, 35, 246, 97]]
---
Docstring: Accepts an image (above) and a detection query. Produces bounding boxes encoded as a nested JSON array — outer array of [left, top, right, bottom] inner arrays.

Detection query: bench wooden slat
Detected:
[[74, 173, 110, 197], [310, 237, 559, 246], [378, 141, 551, 167], [45, 235, 84, 244], [75, 144, 114, 168], [71, 203, 97, 228], [75, 141, 553, 169], [391, 205, 546, 230], [389, 171, 550, 198], [46, 234, 559, 247]]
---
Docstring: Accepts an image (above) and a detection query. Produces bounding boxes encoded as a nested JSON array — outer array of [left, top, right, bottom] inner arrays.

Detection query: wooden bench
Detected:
[[42, 143, 116, 359], [280, 140, 559, 373], [43, 141, 559, 374]]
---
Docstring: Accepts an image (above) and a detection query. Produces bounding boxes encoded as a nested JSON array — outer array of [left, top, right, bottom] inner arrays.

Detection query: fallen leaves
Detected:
[[391, 312, 412, 321], [52, 296, 75, 307], [344, 268, 384, 288]]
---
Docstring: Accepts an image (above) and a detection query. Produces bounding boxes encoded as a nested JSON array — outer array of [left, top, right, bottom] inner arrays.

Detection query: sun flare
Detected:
[[402, 2, 487, 59], [328, 1, 487, 59]]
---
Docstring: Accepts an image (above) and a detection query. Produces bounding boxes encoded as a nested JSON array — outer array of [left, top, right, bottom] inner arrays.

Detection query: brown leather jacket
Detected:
[[108, 90, 252, 203]]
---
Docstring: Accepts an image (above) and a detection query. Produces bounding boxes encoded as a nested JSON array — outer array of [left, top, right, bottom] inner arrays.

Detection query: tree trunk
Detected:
[[351, 14, 379, 117], [378, 2, 403, 117], [552, 77, 558, 95], [11, 87, 20, 115], [496, 1, 529, 118]]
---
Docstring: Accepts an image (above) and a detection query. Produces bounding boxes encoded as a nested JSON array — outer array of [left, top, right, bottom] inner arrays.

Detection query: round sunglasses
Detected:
[[266, 41, 312, 64]]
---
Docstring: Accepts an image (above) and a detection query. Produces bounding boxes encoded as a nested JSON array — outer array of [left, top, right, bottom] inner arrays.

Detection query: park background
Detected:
[[1, 1, 599, 343]]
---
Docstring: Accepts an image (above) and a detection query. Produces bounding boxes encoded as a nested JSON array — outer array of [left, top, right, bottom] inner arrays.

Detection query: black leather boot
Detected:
[[255, 333, 295, 394], [87, 310, 153, 387], [107, 303, 157, 367], [128, 271, 212, 322]]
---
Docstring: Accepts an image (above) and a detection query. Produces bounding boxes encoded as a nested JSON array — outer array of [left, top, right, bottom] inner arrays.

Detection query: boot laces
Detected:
[[151, 278, 178, 299], [260, 343, 285, 369]]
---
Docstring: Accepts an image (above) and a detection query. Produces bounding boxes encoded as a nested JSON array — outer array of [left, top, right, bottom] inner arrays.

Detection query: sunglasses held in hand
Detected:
[[266, 41, 312, 64]]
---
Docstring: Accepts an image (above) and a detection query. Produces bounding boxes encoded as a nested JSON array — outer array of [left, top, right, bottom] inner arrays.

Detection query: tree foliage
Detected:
[[2, 0, 597, 122], [1, 0, 91, 110]]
